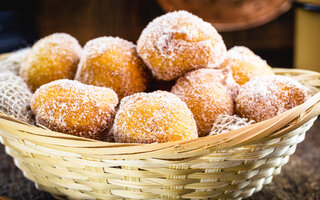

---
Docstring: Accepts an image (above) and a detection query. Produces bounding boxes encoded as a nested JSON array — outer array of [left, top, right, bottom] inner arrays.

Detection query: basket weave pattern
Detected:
[[1, 67, 320, 199]]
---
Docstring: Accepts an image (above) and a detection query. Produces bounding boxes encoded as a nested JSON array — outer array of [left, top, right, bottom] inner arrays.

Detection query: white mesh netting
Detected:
[[0, 48, 30, 75], [0, 71, 34, 124], [209, 114, 255, 136]]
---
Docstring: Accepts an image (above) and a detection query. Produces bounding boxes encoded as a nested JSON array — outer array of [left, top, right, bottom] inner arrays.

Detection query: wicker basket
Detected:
[[1, 59, 320, 199]]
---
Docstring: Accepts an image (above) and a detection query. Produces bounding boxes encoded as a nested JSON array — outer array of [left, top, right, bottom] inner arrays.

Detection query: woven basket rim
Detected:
[[1, 55, 320, 157]]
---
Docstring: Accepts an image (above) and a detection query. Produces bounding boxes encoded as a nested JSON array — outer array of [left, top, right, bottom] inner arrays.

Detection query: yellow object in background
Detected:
[[294, 0, 320, 71]]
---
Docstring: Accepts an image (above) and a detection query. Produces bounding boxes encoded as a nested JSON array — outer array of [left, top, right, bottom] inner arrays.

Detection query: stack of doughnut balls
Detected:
[[6, 10, 308, 143]]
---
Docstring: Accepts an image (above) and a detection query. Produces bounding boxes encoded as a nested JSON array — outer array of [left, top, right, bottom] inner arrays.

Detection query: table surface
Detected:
[[0, 119, 319, 200]]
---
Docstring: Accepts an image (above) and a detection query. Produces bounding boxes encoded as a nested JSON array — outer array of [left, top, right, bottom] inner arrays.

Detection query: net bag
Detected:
[[0, 48, 30, 75], [210, 114, 255, 136], [0, 71, 34, 124]]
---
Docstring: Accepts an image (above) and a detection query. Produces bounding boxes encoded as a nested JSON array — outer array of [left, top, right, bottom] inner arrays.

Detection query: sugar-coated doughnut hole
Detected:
[[220, 46, 274, 85], [31, 79, 118, 141], [171, 69, 234, 136], [75, 37, 151, 99], [20, 33, 82, 92], [113, 91, 198, 143], [137, 10, 227, 81], [177, 68, 239, 98], [235, 75, 308, 122]]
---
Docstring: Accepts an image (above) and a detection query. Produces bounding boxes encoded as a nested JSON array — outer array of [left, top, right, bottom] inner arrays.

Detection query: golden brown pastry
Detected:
[[235, 75, 308, 122], [113, 91, 198, 143], [171, 69, 235, 136], [31, 79, 118, 140], [75, 36, 150, 99], [20, 33, 82, 92], [220, 46, 274, 85], [137, 10, 227, 81]]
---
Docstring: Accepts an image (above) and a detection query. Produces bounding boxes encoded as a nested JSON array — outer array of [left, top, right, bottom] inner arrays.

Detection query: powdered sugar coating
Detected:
[[0, 71, 34, 124], [171, 69, 234, 136], [137, 10, 227, 81], [20, 33, 82, 92], [235, 75, 308, 122], [179, 68, 239, 98], [209, 115, 255, 136], [220, 46, 274, 85], [75, 36, 150, 99], [113, 91, 198, 143], [31, 79, 118, 141]]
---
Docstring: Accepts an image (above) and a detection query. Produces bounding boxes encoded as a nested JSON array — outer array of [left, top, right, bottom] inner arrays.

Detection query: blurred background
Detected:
[[0, 0, 319, 69]]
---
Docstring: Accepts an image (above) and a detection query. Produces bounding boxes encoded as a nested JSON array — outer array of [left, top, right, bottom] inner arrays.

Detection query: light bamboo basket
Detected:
[[1, 52, 320, 199]]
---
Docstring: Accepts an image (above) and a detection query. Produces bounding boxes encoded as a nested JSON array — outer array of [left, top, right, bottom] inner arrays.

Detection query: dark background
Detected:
[[0, 0, 294, 67]]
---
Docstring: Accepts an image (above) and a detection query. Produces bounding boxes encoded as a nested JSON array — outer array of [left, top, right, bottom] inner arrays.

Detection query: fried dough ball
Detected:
[[179, 68, 239, 98], [220, 46, 274, 85], [113, 91, 198, 143], [31, 79, 118, 140], [75, 37, 150, 99], [235, 75, 308, 122], [20, 33, 82, 92], [171, 69, 234, 136], [137, 10, 227, 81]]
